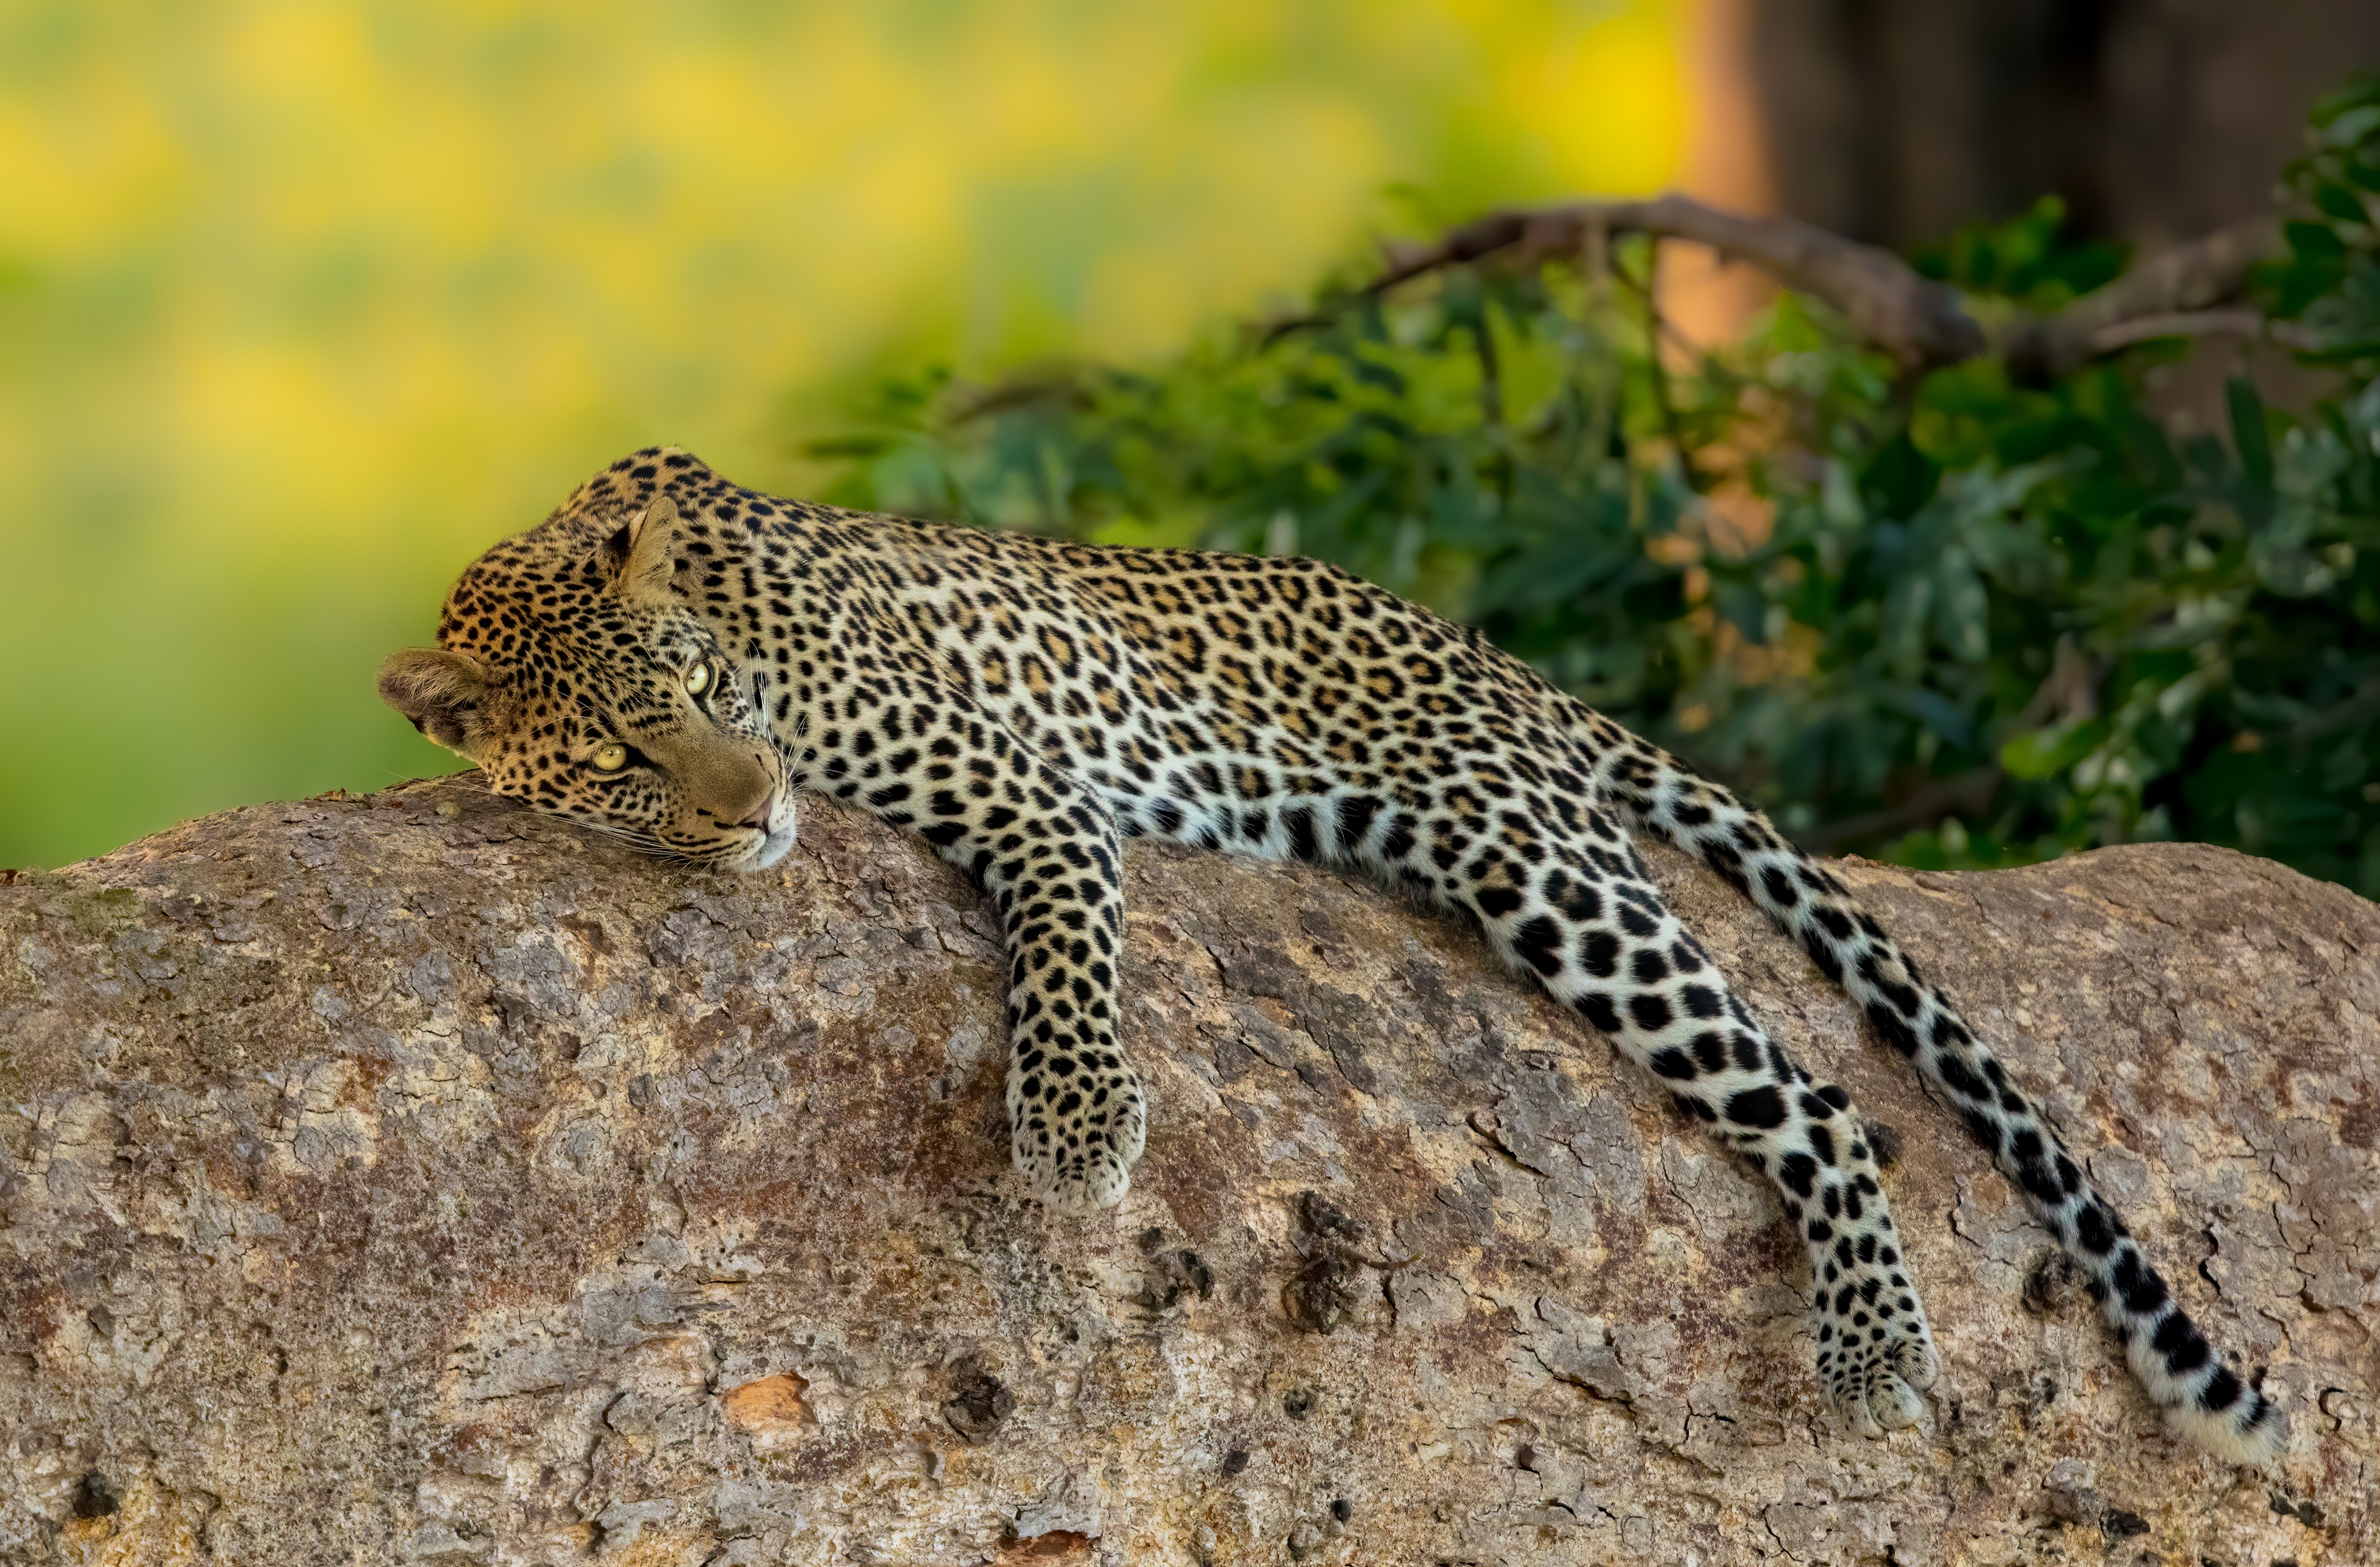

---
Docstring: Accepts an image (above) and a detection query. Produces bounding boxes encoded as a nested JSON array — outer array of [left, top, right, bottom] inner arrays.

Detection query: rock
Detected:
[[2, 775, 2374, 1565]]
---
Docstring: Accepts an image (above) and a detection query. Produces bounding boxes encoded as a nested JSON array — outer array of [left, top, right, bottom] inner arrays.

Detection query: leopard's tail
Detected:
[[1572, 709, 2286, 1464]]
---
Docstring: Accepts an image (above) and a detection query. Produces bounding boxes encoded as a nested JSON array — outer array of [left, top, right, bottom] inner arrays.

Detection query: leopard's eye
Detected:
[[590, 742, 629, 772], [685, 661, 712, 697]]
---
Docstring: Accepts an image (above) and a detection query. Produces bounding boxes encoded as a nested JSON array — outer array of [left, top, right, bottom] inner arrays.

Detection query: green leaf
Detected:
[[2287, 219, 2350, 259], [2228, 377, 2275, 492], [1861, 434, 1941, 520], [2317, 101, 2380, 148], [2316, 181, 2374, 226], [2000, 718, 2109, 782], [2311, 76, 2380, 131]]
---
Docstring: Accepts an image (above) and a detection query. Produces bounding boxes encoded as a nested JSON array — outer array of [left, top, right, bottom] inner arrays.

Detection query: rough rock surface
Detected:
[[2, 776, 2375, 1565]]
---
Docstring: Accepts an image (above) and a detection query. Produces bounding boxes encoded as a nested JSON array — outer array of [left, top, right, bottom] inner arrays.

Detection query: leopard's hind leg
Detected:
[[1589, 720, 2286, 1463], [1433, 798, 1941, 1437]]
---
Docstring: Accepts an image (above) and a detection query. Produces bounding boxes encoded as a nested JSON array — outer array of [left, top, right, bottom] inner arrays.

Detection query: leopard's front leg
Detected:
[[903, 731, 1144, 1209]]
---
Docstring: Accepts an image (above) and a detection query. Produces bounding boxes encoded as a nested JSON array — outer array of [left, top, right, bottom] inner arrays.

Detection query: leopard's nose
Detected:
[[736, 796, 774, 831]]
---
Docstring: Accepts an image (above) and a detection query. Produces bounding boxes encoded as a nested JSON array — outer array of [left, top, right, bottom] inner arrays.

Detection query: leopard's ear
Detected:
[[378, 647, 492, 759], [606, 494, 685, 605]]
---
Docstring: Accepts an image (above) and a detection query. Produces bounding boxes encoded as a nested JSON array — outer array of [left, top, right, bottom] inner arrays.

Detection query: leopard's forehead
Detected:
[[429, 444, 768, 673], [432, 540, 720, 744], [436, 525, 619, 666]]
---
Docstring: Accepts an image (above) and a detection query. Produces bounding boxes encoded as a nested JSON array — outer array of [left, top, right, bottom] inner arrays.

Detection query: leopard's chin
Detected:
[[720, 820, 797, 872]]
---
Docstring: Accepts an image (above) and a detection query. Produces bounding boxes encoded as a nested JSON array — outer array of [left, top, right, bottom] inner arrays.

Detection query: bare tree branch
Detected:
[[2044, 216, 2286, 340], [2082, 309, 2265, 353], [1368, 194, 2290, 374], [1371, 194, 1983, 368], [2003, 214, 2287, 377]]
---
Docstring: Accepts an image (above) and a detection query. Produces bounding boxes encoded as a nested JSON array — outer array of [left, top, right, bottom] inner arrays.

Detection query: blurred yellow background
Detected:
[[1, 0, 1698, 868]]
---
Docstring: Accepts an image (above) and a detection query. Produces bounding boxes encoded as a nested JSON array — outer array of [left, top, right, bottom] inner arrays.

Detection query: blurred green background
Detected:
[[5, 1, 2374, 889], [2, 0, 1692, 868]]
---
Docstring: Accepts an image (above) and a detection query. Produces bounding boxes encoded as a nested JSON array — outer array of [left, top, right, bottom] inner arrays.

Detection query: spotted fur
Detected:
[[379, 447, 2285, 1463]]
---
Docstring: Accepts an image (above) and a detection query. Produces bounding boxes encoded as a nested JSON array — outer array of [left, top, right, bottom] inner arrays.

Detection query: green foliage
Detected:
[[2270, 77, 2380, 367], [1912, 195, 2129, 311], [812, 90, 2380, 899]]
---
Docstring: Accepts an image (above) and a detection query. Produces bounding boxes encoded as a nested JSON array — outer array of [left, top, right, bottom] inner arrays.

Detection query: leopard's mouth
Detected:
[[723, 791, 797, 872]]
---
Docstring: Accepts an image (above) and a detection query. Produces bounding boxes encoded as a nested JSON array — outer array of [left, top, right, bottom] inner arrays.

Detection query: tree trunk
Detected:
[[1745, 0, 2380, 252], [2, 778, 2374, 1565]]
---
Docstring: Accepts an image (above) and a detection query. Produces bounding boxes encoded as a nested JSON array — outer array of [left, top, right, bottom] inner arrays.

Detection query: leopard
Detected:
[[379, 445, 2285, 1464]]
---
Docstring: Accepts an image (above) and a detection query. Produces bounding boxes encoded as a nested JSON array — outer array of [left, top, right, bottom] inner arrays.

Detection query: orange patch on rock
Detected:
[[720, 1372, 812, 1438]]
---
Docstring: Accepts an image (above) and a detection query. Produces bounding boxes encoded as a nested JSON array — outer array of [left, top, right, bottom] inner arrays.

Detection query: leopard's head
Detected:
[[379, 491, 796, 870]]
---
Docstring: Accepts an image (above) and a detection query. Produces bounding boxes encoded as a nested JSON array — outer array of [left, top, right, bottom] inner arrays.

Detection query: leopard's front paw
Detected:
[[1021, 1146, 1135, 1212], [1010, 1068, 1146, 1213]]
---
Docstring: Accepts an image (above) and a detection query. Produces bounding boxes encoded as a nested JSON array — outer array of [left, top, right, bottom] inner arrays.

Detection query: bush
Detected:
[[809, 83, 2380, 899]]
